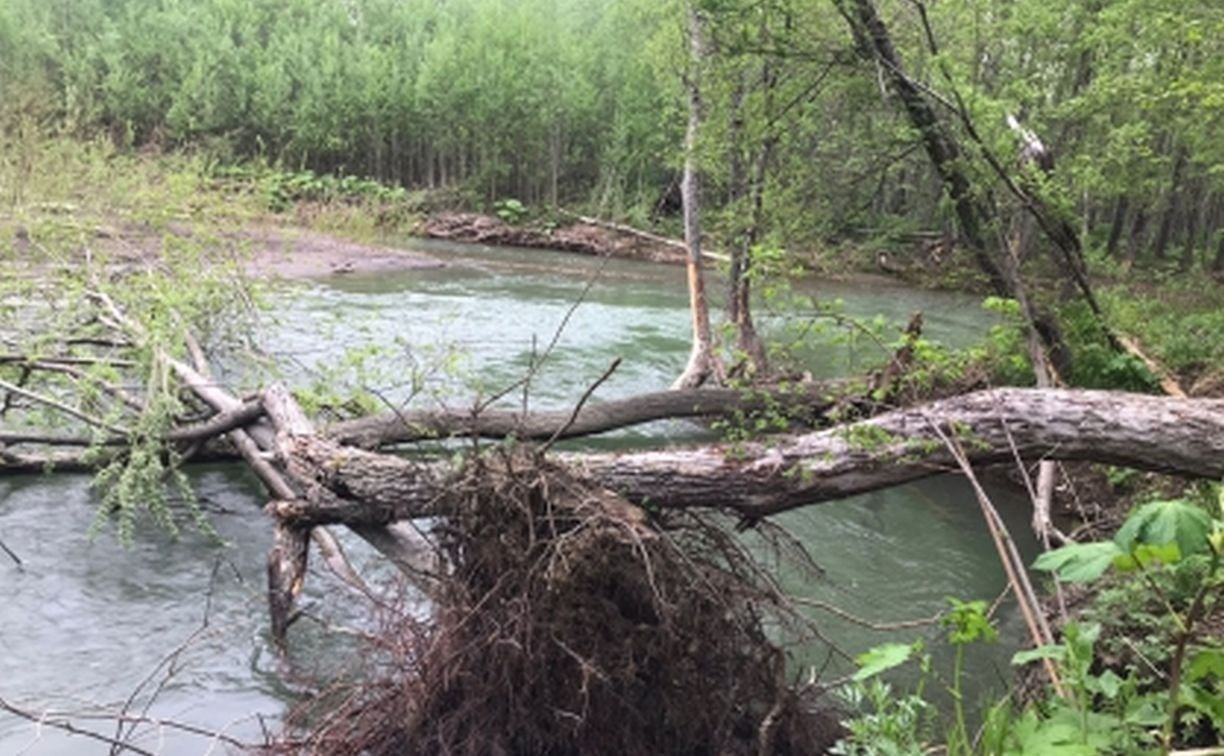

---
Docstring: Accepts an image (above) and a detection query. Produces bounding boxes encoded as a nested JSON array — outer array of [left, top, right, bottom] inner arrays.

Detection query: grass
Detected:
[[1100, 283, 1224, 390], [0, 132, 422, 260]]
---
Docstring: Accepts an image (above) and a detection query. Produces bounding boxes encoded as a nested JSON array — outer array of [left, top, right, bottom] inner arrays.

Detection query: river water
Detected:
[[0, 241, 1036, 754]]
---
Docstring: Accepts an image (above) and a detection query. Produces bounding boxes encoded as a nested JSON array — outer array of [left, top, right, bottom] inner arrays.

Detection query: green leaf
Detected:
[[1090, 669, 1124, 700], [1115, 498, 1213, 557], [1010, 708, 1102, 755], [853, 641, 920, 681], [1012, 644, 1066, 666], [1183, 682, 1224, 728], [1186, 647, 1224, 682], [1124, 695, 1167, 727], [1033, 541, 1123, 582], [944, 597, 998, 644], [1132, 541, 1183, 568]]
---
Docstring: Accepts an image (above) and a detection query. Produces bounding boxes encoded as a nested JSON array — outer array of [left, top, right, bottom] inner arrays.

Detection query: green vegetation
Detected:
[[2, 0, 1219, 273], [836, 492, 1224, 753]]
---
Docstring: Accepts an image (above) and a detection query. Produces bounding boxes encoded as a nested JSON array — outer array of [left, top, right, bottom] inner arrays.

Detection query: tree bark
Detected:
[[674, 2, 720, 390], [271, 388, 1224, 527], [727, 51, 776, 378], [1178, 181, 1202, 272], [1123, 207, 1149, 272], [326, 381, 846, 448]]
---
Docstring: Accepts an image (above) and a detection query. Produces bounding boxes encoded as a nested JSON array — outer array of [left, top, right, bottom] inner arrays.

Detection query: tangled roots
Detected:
[[287, 449, 842, 755]]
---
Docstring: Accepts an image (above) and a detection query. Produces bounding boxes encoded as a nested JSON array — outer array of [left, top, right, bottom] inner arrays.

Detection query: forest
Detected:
[[1, 0, 1223, 754]]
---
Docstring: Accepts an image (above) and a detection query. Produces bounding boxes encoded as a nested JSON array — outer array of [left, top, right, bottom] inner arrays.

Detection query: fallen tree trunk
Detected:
[[271, 388, 1224, 526], [326, 381, 845, 447], [0, 380, 851, 473]]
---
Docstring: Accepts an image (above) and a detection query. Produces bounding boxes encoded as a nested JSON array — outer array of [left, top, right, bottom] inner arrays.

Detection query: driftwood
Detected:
[[416, 212, 688, 264], [270, 388, 1224, 526], [557, 208, 730, 263]]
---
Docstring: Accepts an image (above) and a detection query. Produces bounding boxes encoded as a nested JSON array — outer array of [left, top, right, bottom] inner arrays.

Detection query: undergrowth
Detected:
[[834, 489, 1224, 755]]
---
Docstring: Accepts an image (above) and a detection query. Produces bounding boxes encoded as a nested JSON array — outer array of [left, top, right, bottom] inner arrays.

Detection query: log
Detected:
[[271, 388, 1224, 525], [267, 518, 310, 642], [326, 382, 844, 447], [0, 380, 857, 474], [556, 209, 730, 263]]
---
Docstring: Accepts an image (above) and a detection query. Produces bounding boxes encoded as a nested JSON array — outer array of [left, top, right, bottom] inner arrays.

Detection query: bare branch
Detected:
[[540, 356, 623, 453]]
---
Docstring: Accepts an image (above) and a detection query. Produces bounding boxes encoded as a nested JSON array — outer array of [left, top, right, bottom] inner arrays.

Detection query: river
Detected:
[[0, 240, 1036, 754]]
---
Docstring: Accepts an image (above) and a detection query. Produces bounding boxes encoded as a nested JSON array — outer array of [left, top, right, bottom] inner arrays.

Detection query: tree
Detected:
[[673, 1, 722, 389]]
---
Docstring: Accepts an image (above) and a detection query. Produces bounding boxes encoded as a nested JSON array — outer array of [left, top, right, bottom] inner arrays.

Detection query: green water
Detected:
[[0, 241, 1035, 753]]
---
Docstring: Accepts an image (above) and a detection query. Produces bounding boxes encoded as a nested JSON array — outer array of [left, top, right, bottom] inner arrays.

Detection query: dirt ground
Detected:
[[236, 226, 447, 278], [8, 219, 448, 278]]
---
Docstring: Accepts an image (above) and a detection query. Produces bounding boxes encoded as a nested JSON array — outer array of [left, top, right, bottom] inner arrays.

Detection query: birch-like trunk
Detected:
[[673, 1, 719, 390]]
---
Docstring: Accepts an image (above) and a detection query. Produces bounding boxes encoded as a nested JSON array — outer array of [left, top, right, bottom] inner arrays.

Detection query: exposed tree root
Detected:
[[275, 450, 843, 755]]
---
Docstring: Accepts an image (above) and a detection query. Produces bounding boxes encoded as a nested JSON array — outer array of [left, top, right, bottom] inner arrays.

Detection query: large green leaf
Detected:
[[1009, 708, 1110, 755], [1114, 498, 1213, 557], [852, 641, 920, 681], [1112, 541, 1183, 572], [1032, 541, 1123, 583]]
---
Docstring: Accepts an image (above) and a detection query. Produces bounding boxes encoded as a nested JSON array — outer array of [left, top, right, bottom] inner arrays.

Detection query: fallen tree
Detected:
[[270, 387, 1224, 528], [0, 378, 852, 472]]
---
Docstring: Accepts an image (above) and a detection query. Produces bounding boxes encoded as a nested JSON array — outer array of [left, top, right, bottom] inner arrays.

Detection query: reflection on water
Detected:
[[1, 241, 1030, 753]]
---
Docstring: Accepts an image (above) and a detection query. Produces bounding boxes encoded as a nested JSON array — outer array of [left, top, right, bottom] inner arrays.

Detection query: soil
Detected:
[[235, 227, 446, 278], [9, 219, 447, 279]]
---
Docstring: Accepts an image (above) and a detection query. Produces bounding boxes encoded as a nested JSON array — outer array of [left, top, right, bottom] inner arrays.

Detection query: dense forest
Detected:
[[2, 0, 1223, 754], [2, 0, 1220, 267]]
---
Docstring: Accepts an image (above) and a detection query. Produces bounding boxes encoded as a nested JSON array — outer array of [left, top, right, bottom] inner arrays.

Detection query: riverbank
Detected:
[[416, 211, 691, 264]]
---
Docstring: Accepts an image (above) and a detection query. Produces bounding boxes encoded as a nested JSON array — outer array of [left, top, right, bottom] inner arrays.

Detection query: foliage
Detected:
[[0, 0, 676, 214], [1099, 286, 1224, 380], [834, 598, 997, 755], [493, 197, 528, 224], [2, 0, 1220, 272], [0, 138, 267, 543], [833, 679, 932, 756], [836, 491, 1224, 753], [212, 166, 410, 213]]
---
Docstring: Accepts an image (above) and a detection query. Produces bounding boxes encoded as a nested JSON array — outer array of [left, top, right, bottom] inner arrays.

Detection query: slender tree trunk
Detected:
[[549, 122, 561, 208], [838, 0, 1093, 370], [1105, 195, 1130, 258], [1179, 182, 1201, 272], [724, 66, 770, 378], [1123, 208, 1149, 272], [1153, 147, 1186, 261], [1213, 231, 1224, 274], [674, 2, 719, 390], [733, 139, 773, 377]]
